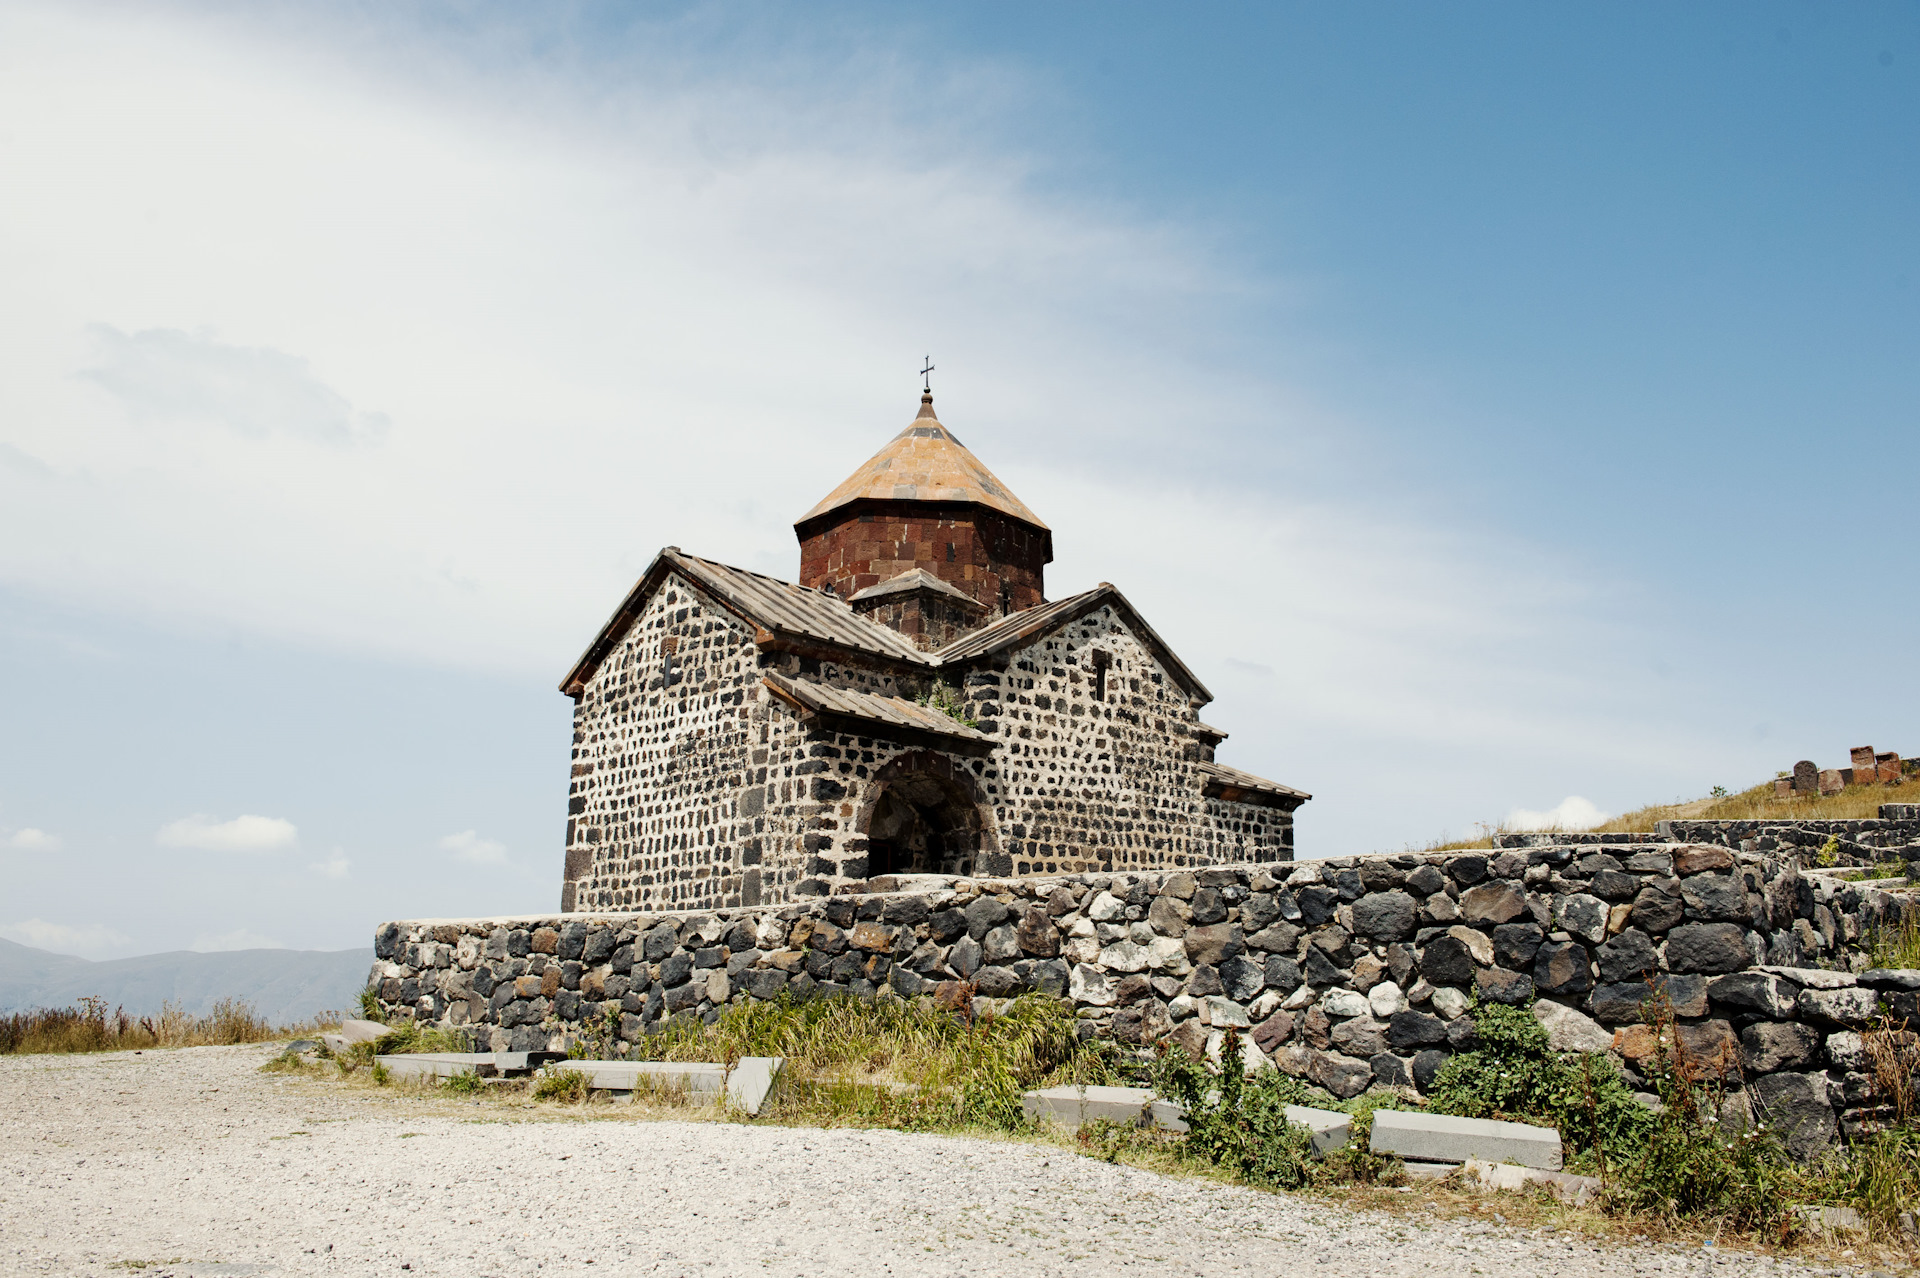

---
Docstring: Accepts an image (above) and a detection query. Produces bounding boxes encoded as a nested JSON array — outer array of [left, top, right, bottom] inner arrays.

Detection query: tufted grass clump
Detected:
[[371, 1021, 472, 1056], [626, 992, 1117, 1130], [1867, 906, 1920, 970], [533, 1067, 589, 1103]]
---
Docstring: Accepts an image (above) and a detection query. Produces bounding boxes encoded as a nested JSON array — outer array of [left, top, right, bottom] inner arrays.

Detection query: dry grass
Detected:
[[1596, 779, 1913, 833], [0, 996, 340, 1055]]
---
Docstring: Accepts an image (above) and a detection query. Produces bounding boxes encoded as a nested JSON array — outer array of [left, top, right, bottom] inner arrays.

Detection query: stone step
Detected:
[[1369, 1110, 1562, 1171], [374, 1052, 557, 1080], [1463, 1158, 1599, 1205], [554, 1057, 785, 1116], [1283, 1104, 1352, 1154], [1021, 1085, 1156, 1130]]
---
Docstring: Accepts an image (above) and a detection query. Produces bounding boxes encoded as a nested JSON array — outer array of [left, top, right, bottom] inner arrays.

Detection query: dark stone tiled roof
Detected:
[[761, 671, 993, 747], [1199, 761, 1312, 807]]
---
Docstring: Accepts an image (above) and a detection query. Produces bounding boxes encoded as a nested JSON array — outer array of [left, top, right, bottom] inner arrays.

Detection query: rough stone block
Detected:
[[1665, 923, 1753, 974], [1306, 1050, 1374, 1099], [1739, 1022, 1821, 1074], [1750, 1072, 1837, 1162], [1796, 986, 1879, 1027], [1531, 1000, 1612, 1054], [1707, 971, 1800, 1018], [1369, 1109, 1562, 1171]]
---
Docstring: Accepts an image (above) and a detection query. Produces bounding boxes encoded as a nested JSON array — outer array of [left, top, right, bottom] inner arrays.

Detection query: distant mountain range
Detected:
[[0, 938, 374, 1025]]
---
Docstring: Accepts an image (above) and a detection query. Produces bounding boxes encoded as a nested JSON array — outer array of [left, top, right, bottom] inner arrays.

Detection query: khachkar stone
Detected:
[[1792, 760, 1819, 793], [552, 385, 1312, 914]]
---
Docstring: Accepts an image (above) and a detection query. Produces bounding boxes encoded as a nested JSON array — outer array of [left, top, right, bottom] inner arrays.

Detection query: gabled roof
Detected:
[[560, 548, 926, 696], [562, 549, 1213, 707], [1199, 761, 1312, 811], [848, 568, 983, 610], [762, 671, 993, 753], [934, 583, 1214, 704], [796, 393, 1048, 532]]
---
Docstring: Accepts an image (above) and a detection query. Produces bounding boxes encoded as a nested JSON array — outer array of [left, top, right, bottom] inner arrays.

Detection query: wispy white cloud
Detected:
[[439, 829, 508, 865], [78, 324, 389, 445], [307, 848, 351, 879], [0, 917, 129, 958], [156, 813, 298, 853], [3, 828, 61, 851], [1506, 796, 1609, 833], [189, 927, 285, 952]]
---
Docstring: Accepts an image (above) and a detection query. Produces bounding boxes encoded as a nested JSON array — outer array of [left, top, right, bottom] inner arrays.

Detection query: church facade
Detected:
[[557, 390, 1308, 913]]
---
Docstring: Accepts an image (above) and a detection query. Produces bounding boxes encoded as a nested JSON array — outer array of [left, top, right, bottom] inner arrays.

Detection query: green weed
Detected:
[[533, 1068, 589, 1103]]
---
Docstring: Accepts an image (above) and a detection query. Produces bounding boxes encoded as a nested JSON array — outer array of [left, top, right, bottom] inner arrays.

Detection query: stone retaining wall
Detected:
[[371, 843, 1919, 1157], [1495, 817, 1920, 859]]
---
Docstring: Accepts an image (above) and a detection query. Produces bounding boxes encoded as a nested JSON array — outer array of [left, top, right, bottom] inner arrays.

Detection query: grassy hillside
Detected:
[[1595, 779, 1911, 833], [1402, 777, 1914, 853]]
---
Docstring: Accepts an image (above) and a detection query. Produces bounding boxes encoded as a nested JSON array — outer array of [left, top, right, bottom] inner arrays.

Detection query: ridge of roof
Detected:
[[795, 392, 1048, 532], [848, 567, 983, 609], [931, 583, 1214, 704]]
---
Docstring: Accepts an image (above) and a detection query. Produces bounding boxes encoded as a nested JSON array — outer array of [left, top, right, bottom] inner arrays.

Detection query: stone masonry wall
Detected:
[[1497, 817, 1920, 863], [566, 579, 1292, 915], [958, 602, 1294, 875], [375, 842, 1917, 1159]]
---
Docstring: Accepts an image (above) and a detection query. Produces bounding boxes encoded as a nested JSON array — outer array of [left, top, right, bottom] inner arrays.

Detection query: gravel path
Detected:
[[0, 1045, 1848, 1277]]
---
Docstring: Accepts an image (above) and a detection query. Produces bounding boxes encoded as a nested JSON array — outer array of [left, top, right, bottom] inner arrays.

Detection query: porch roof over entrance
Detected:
[[761, 672, 995, 753]]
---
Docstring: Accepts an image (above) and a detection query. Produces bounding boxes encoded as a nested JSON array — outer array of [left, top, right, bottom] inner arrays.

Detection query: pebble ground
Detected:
[[0, 1045, 1874, 1277]]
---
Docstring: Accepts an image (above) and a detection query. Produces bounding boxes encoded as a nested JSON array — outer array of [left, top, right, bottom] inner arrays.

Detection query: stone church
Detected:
[[558, 389, 1308, 913]]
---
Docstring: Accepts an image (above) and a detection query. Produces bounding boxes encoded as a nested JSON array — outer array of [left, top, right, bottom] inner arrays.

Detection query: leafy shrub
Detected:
[[1605, 992, 1800, 1235], [370, 1060, 391, 1087], [358, 988, 385, 1022], [534, 1068, 588, 1103], [1426, 998, 1652, 1163], [1151, 1033, 1317, 1189]]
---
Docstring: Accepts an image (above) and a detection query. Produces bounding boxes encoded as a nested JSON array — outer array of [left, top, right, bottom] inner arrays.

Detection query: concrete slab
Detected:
[[337, 1019, 389, 1045], [1148, 1099, 1189, 1133], [1369, 1110, 1563, 1171], [1401, 1161, 1457, 1181], [560, 1060, 729, 1095], [375, 1053, 496, 1081], [1794, 1205, 1865, 1235], [1283, 1104, 1352, 1154], [1463, 1158, 1600, 1206], [1022, 1085, 1156, 1130], [726, 1056, 784, 1117]]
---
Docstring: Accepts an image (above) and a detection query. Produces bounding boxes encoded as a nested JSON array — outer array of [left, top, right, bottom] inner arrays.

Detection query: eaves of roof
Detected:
[[1198, 761, 1312, 812]]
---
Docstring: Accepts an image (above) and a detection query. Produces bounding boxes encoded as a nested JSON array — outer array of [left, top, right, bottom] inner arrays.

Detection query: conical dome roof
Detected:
[[796, 393, 1048, 531]]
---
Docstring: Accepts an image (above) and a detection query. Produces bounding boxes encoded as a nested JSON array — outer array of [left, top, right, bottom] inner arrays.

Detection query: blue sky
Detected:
[[0, 0, 1914, 958]]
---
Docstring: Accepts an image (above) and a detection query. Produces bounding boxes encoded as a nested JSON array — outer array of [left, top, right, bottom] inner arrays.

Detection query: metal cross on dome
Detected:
[[920, 356, 935, 392]]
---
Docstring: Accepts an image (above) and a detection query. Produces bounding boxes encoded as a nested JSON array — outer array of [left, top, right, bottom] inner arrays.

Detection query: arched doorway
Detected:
[[857, 751, 997, 878]]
